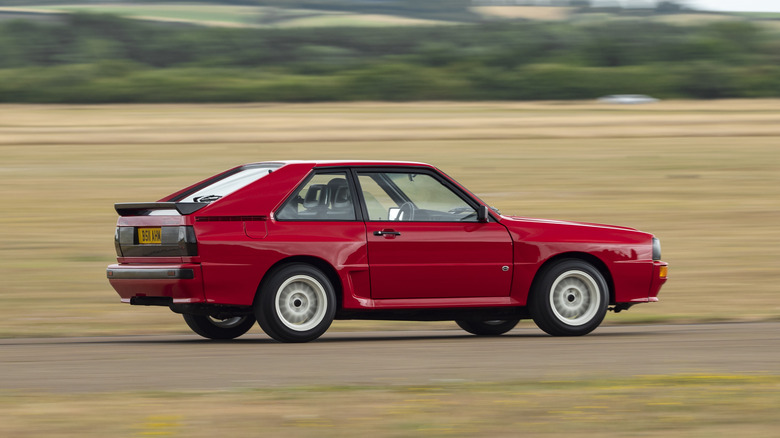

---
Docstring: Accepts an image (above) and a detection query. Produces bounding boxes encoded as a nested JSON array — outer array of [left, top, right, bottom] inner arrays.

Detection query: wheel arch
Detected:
[[530, 252, 615, 305], [255, 255, 343, 309]]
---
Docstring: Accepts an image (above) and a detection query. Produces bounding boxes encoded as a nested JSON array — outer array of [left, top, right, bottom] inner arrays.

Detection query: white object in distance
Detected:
[[597, 94, 659, 104]]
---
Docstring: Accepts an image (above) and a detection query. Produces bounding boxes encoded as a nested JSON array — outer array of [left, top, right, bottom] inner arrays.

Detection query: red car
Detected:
[[107, 161, 667, 342]]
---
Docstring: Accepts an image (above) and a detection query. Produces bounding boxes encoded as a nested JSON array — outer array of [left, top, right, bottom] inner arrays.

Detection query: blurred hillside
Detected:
[[2, 0, 778, 28], [0, 0, 478, 27], [0, 1, 779, 102]]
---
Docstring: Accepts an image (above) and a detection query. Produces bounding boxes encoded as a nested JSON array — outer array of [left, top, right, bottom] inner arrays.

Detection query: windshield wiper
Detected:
[[192, 195, 222, 203]]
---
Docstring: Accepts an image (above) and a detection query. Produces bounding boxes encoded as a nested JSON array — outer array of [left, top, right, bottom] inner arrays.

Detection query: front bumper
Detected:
[[649, 260, 668, 299], [107, 263, 205, 304]]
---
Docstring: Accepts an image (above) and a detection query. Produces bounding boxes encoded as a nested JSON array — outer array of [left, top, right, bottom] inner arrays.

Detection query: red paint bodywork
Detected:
[[108, 161, 667, 315]]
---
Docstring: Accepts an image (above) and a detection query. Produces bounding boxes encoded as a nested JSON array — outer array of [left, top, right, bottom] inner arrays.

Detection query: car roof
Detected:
[[247, 160, 434, 168]]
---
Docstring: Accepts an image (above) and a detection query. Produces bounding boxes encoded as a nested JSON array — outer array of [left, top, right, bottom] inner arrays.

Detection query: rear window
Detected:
[[176, 164, 282, 203]]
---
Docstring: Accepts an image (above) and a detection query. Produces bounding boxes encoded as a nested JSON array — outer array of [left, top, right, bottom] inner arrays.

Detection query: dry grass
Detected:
[[0, 100, 779, 337], [472, 6, 573, 21], [275, 13, 452, 28], [652, 13, 749, 25], [1, 374, 778, 437]]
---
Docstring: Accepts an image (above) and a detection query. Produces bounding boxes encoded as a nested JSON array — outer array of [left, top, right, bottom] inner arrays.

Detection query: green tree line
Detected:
[[0, 13, 778, 102]]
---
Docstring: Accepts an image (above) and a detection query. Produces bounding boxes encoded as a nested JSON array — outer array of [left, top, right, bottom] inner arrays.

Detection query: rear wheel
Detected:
[[182, 314, 256, 340], [530, 259, 608, 336], [456, 319, 520, 336], [255, 263, 336, 343]]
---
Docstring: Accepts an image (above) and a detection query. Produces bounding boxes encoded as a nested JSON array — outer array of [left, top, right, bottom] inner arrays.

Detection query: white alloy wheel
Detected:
[[548, 270, 601, 326], [274, 274, 328, 332]]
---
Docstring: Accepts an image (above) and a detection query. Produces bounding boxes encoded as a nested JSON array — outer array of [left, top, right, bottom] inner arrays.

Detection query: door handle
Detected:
[[373, 230, 401, 237]]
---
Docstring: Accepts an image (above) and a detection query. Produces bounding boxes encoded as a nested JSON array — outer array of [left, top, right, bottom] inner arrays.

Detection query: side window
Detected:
[[276, 172, 356, 221], [357, 172, 477, 222], [358, 175, 396, 221]]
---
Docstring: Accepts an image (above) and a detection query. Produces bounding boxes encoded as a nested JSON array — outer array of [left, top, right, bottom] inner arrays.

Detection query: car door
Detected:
[[355, 169, 513, 300]]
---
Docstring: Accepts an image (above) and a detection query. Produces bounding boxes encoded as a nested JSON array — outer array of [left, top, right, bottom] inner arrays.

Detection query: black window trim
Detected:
[[350, 166, 497, 224], [273, 167, 364, 222], [169, 162, 284, 203]]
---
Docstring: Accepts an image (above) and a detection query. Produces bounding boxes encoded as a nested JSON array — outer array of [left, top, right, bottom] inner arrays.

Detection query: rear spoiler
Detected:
[[114, 202, 208, 216]]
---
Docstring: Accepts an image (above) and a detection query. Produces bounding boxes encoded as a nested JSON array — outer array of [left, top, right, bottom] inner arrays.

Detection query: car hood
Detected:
[[499, 215, 641, 233]]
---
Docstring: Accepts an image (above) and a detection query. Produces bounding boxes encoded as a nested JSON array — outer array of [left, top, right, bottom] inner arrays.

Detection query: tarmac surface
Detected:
[[1, 322, 778, 393]]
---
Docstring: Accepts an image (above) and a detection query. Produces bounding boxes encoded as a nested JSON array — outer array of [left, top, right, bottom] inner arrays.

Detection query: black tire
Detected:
[[254, 263, 336, 343], [182, 314, 256, 340], [529, 259, 609, 336], [456, 319, 520, 336]]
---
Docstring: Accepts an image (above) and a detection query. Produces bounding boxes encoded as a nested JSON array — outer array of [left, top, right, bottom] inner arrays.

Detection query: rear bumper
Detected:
[[107, 268, 194, 280], [107, 263, 205, 304]]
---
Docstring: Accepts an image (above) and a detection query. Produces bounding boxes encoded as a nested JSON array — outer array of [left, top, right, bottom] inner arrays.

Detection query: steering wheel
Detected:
[[397, 202, 414, 221]]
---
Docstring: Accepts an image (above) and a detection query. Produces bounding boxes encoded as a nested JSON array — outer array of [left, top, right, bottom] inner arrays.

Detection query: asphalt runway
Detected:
[[1, 322, 778, 393]]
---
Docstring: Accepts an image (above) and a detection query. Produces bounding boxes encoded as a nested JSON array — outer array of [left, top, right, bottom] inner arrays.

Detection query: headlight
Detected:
[[652, 237, 662, 261]]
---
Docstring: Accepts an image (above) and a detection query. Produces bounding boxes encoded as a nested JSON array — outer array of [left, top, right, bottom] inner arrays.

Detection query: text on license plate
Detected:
[[138, 227, 162, 244]]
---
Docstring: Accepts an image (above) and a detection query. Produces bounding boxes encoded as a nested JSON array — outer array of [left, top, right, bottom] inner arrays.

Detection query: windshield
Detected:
[[181, 164, 282, 203]]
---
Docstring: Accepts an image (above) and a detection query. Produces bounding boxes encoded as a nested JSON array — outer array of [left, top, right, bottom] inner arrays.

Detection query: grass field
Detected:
[[0, 3, 453, 27], [0, 4, 265, 26], [735, 12, 780, 19], [472, 6, 574, 21], [2, 3, 767, 28], [1, 374, 778, 436], [651, 13, 748, 25], [274, 13, 451, 28], [0, 100, 779, 337]]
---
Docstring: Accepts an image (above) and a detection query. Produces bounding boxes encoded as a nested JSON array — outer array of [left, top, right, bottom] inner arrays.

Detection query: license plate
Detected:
[[138, 227, 161, 244]]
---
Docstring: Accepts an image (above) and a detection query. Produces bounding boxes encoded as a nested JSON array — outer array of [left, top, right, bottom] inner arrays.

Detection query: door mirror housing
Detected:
[[388, 207, 400, 221], [477, 205, 490, 223]]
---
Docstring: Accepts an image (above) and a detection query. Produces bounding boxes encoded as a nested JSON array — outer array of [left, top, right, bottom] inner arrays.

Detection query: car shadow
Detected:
[[74, 329, 650, 345], [1, 327, 654, 347]]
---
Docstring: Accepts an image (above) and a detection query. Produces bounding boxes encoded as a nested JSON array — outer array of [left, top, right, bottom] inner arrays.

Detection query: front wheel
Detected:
[[529, 259, 609, 336], [456, 319, 520, 336], [182, 314, 256, 340], [254, 263, 336, 343]]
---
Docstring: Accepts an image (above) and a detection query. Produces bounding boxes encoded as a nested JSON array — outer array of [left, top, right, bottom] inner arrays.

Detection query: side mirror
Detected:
[[388, 207, 400, 221], [477, 205, 490, 223]]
